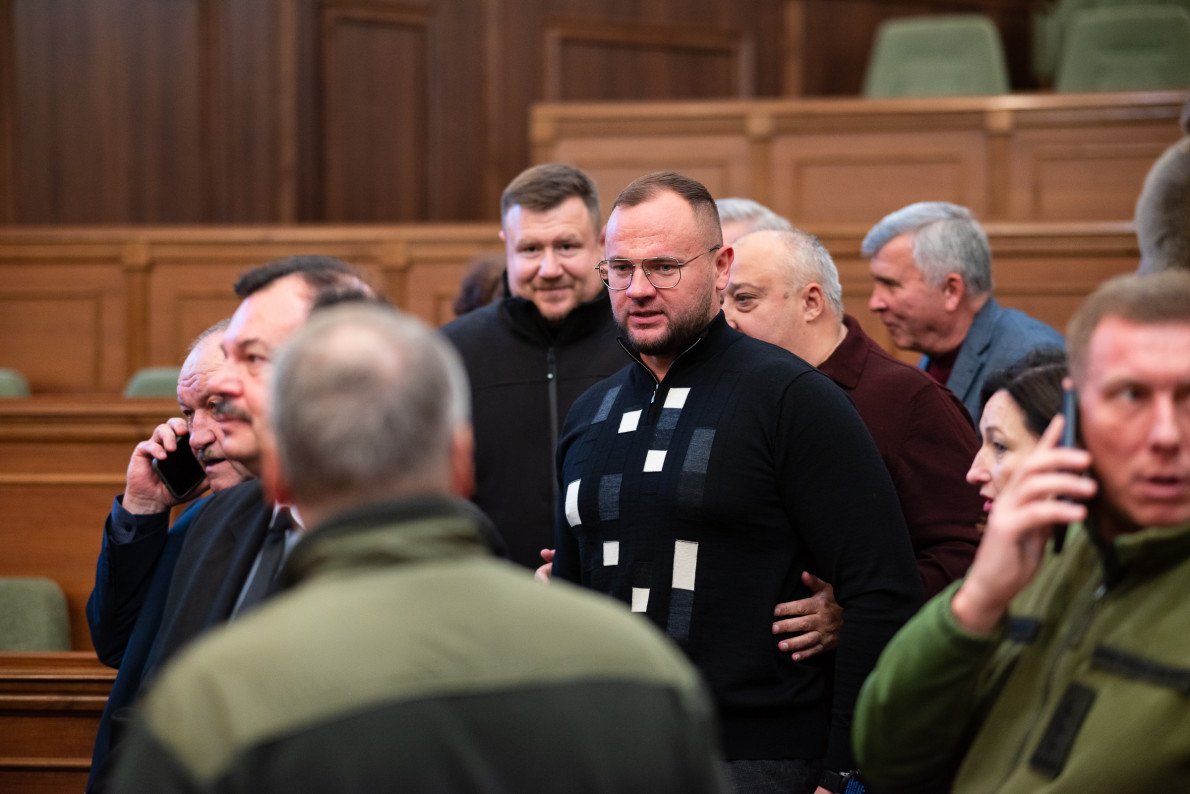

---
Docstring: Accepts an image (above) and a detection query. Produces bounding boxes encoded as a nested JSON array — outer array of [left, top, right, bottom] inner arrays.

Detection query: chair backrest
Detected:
[[1055, 5, 1190, 92], [1032, 0, 1098, 84], [0, 577, 71, 651], [0, 367, 31, 398], [863, 14, 1011, 98], [1034, 1, 1190, 84], [124, 366, 182, 397]]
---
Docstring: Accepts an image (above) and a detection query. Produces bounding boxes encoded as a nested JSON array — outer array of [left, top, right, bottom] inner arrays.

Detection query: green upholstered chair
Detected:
[[123, 366, 181, 397], [1034, 0, 1190, 85], [1032, 0, 1096, 85], [0, 368, 31, 398], [863, 14, 1011, 98], [0, 577, 71, 651], [1055, 5, 1190, 92]]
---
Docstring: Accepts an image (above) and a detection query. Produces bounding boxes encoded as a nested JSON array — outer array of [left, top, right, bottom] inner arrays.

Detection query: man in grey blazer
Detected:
[[863, 201, 1063, 423]]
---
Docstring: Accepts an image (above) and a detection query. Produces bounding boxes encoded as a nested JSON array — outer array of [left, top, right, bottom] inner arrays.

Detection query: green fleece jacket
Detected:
[[854, 518, 1190, 792], [110, 496, 728, 793]]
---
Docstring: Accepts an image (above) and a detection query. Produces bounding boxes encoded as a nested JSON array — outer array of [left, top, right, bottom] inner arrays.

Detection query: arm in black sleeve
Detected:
[[87, 497, 173, 667], [776, 371, 923, 772]]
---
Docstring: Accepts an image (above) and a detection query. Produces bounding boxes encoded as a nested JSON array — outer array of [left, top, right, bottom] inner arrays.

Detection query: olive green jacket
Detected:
[[111, 496, 727, 793], [854, 518, 1190, 792]]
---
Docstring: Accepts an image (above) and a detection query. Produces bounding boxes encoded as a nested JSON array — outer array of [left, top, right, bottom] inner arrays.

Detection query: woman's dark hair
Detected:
[[979, 347, 1067, 437]]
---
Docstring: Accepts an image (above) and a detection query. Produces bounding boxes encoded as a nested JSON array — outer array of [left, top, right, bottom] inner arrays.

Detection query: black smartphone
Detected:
[[151, 435, 206, 500], [1054, 386, 1079, 553]]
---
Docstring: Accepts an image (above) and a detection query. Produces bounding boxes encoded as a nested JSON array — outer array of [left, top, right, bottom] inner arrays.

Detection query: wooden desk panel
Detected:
[[0, 652, 113, 794], [532, 91, 1188, 225], [0, 398, 179, 651], [0, 225, 504, 395]]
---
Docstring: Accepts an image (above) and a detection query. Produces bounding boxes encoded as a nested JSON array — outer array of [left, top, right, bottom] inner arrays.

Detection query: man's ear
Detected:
[[713, 246, 734, 291], [942, 272, 966, 312], [450, 426, 476, 499], [498, 229, 506, 244], [801, 283, 826, 322]]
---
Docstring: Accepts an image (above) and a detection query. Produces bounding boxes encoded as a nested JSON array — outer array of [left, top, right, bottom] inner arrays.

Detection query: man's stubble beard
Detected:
[[616, 287, 717, 358]]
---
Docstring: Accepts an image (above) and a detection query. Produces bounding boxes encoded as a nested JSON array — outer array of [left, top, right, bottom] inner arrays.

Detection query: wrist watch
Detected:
[[819, 768, 866, 793]]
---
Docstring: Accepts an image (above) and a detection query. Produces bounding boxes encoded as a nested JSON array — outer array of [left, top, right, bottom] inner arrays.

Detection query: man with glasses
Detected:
[[553, 171, 922, 794], [443, 163, 624, 569]]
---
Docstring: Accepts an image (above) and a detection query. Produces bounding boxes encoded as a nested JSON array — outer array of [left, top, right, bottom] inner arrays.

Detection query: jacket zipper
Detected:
[[547, 345, 559, 507]]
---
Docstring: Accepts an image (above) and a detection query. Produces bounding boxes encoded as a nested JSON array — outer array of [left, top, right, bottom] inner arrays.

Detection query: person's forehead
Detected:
[[727, 251, 778, 290], [503, 196, 595, 239], [607, 192, 701, 250], [226, 276, 312, 343], [981, 390, 1024, 431], [1085, 317, 1190, 382], [872, 233, 919, 269], [192, 332, 226, 375]]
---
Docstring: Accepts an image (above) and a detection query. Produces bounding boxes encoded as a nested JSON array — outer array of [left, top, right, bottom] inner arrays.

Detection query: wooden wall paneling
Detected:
[[782, 1, 807, 96], [0, 398, 176, 651], [1006, 121, 1186, 221], [533, 92, 1189, 227], [0, 0, 14, 223], [140, 231, 395, 361], [321, 3, 432, 221], [144, 260, 251, 367], [532, 103, 755, 219], [0, 652, 114, 793], [392, 224, 503, 326], [542, 18, 752, 102], [770, 128, 990, 225], [11, 0, 206, 223], [0, 225, 509, 394], [0, 480, 128, 651], [419, 0, 490, 222], [489, 0, 785, 226], [0, 252, 127, 394], [205, 0, 296, 222]]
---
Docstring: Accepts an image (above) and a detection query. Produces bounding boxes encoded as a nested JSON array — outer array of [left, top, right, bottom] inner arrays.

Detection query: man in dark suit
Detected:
[[86, 319, 250, 790], [86, 256, 370, 792], [863, 201, 1064, 423]]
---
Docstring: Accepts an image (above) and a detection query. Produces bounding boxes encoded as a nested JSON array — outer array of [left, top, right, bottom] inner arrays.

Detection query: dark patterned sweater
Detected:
[[554, 312, 922, 770]]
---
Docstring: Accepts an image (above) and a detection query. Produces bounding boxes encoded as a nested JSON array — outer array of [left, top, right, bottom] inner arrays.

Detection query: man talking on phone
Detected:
[[854, 270, 1190, 792], [86, 319, 251, 790], [85, 256, 372, 792]]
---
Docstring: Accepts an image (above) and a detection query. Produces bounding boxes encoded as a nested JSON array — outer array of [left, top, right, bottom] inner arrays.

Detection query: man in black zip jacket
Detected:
[[442, 164, 624, 568], [554, 171, 922, 794]]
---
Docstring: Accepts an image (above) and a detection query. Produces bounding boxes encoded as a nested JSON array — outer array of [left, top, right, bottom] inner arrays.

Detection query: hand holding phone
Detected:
[[151, 435, 207, 500]]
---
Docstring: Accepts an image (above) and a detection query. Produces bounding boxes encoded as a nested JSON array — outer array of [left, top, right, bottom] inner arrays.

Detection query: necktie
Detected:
[[237, 507, 292, 613]]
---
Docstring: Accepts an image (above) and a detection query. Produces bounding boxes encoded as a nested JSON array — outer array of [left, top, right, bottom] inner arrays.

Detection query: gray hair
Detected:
[[270, 304, 471, 506], [1135, 138, 1190, 275], [716, 198, 794, 234], [741, 229, 844, 315], [187, 318, 230, 353], [861, 202, 992, 296]]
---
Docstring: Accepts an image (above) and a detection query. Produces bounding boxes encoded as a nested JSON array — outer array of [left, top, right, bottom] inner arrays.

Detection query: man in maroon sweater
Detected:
[[724, 228, 982, 660]]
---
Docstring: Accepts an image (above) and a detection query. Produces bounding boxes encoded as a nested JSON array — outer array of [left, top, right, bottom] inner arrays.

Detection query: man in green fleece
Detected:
[[110, 303, 728, 793], [854, 269, 1190, 792]]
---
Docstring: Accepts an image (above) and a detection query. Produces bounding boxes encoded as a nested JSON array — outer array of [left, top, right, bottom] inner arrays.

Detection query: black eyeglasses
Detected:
[[596, 246, 721, 290]]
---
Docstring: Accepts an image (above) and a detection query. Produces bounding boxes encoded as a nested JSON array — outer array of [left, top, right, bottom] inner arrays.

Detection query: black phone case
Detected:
[[152, 438, 206, 499]]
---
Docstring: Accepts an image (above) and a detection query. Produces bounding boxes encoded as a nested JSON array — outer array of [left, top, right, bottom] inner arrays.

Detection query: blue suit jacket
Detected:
[[86, 497, 205, 791], [86, 480, 271, 792], [922, 297, 1065, 423]]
